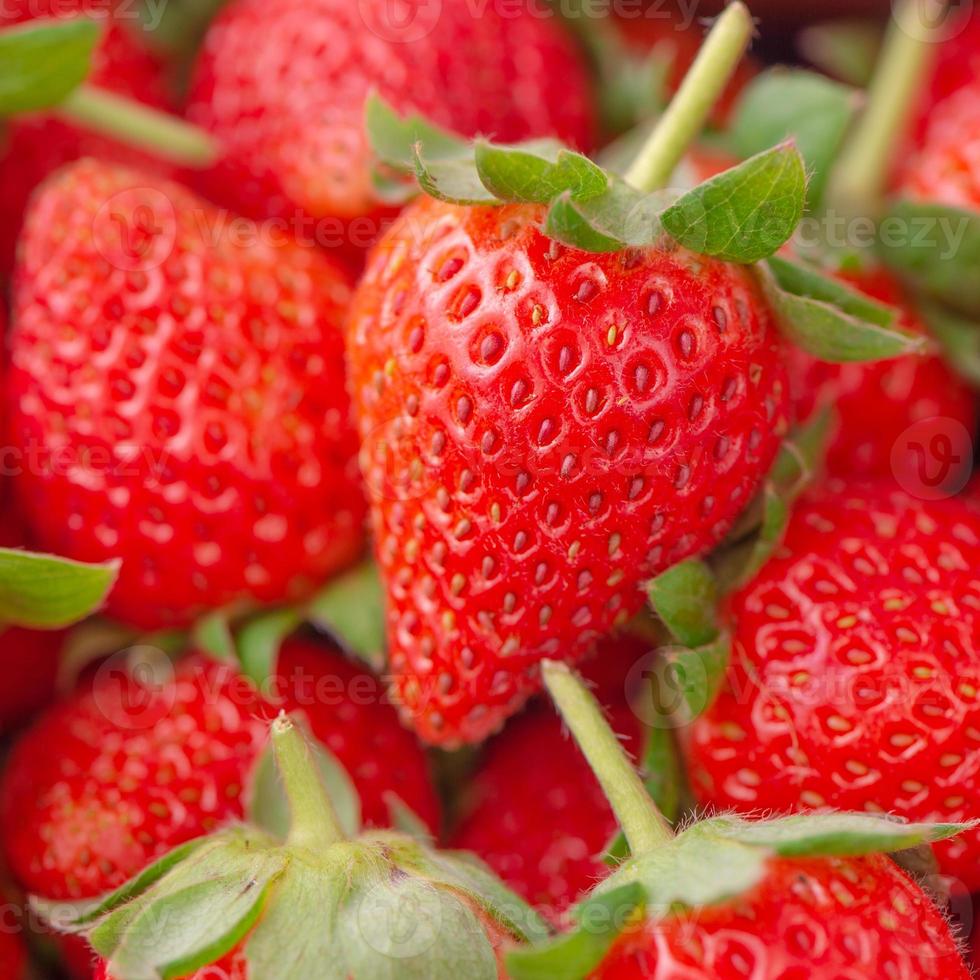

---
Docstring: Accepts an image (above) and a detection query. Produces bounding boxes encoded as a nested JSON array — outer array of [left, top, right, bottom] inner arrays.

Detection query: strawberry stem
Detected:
[[271, 712, 347, 850], [624, 2, 753, 192], [542, 660, 674, 855], [55, 84, 220, 167], [825, 0, 936, 217]]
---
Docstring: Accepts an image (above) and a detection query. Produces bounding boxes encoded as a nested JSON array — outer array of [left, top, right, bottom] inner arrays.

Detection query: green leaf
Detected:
[[646, 559, 719, 649], [339, 872, 499, 980], [761, 255, 924, 362], [505, 883, 646, 980], [798, 20, 882, 88], [306, 562, 387, 671], [707, 813, 972, 857], [879, 200, 980, 317], [0, 17, 102, 115], [919, 299, 980, 386], [386, 794, 433, 842], [474, 140, 608, 204], [365, 91, 470, 172], [661, 143, 807, 263], [191, 610, 236, 664], [236, 608, 302, 685], [659, 632, 731, 722], [639, 726, 682, 826], [729, 69, 859, 205], [544, 181, 665, 253], [0, 548, 118, 628], [414, 142, 498, 206], [249, 731, 361, 840]]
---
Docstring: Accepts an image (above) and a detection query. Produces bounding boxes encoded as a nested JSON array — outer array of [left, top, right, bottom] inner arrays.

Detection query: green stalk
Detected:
[[542, 660, 674, 856], [825, 0, 936, 217], [56, 84, 220, 167], [271, 713, 346, 851], [624, 1, 753, 192]]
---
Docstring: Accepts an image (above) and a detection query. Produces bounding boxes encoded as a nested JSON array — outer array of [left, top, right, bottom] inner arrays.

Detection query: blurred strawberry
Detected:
[[0, 0, 174, 278], [0, 927, 27, 978], [185, 0, 595, 256]]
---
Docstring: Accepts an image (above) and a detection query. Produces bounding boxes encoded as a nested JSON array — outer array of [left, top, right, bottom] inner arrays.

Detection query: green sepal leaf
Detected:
[[474, 140, 608, 204], [919, 299, 980, 387], [706, 813, 973, 857], [414, 142, 498, 206], [761, 255, 923, 361], [386, 793, 433, 842], [191, 610, 237, 664], [248, 732, 361, 840], [659, 632, 731, 722], [0, 548, 118, 628], [729, 69, 859, 206], [798, 20, 881, 88], [306, 561, 387, 671], [646, 559, 719, 649], [544, 181, 665, 253], [365, 91, 469, 172], [878, 200, 980, 317], [236, 608, 303, 686], [661, 143, 807, 263], [0, 17, 102, 116], [505, 882, 646, 980]]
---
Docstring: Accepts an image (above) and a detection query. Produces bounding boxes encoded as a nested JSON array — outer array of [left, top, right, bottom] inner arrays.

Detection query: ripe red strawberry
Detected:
[[0, 928, 27, 979], [591, 853, 969, 978], [788, 264, 977, 481], [451, 636, 647, 922], [347, 195, 790, 745], [6, 160, 365, 629], [901, 79, 980, 210], [507, 659, 971, 980], [0, 0, 174, 277], [0, 639, 439, 906], [56, 716, 543, 980], [685, 479, 980, 890], [185, 0, 594, 242]]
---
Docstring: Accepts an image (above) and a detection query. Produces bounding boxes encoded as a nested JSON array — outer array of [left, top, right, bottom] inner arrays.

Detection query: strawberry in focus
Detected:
[[451, 635, 647, 922], [0, 639, 439, 908], [788, 264, 977, 482], [347, 195, 790, 745], [185, 0, 595, 251], [6, 160, 365, 629], [685, 479, 980, 890], [0, 0, 174, 278]]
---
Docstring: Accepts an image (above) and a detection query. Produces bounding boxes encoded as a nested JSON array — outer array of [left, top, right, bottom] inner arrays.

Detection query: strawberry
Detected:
[[900, 79, 980, 210], [0, 929, 27, 979], [788, 263, 978, 481], [451, 636, 647, 922], [0, 0, 174, 277], [506, 660, 971, 980], [49, 715, 546, 980], [184, 0, 595, 245], [684, 479, 980, 890], [0, 639, 439, 909], [348, 193, 789, 745], [6, 160, 365, 629]]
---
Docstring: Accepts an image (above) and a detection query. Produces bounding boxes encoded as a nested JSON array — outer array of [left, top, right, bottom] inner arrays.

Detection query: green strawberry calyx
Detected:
[[366, 7, 921, 367], [507, 661, 973, 980], [0, 16, 218, 166], [36, 714, 549, 980]]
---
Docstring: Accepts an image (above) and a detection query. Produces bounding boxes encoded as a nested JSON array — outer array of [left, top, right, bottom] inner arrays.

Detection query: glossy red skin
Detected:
[[685, 480, 980, 890], [0, 0, 173, 278], [185, 0, 594, 246], [788, 266, 978, 480], [348, 196, 790, 745], [0, 928, 27, 979], [451, 637, 647, 923], [902, 80, 980, 210], [0, 641, 439, 904], [7, 161, 365, 629], [594, 853, 969, 978]]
